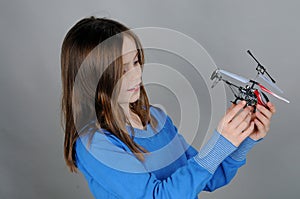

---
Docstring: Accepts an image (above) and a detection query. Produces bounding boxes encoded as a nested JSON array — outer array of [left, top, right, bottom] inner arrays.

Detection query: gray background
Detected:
[[0, 0, 299, 198]]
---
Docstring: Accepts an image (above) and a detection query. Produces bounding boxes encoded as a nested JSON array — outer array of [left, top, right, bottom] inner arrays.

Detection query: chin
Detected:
[[129, 97, 139, 103], [129, 92, 140, 103]]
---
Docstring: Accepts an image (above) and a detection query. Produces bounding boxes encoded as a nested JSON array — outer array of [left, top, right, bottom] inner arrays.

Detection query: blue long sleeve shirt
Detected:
[[75, 105, 259, 199]]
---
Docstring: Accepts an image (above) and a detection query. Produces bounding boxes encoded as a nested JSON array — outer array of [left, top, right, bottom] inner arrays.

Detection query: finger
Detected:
[[225, 101, 247, 123], [236, 114, 252, 133], [240, 121, 255, 140], [248, 105, 254, 113], [255, 111, 270, 127], [229, 106, 251, 129], [267, 102, 276, 114], [256, 104, 272, 119], [254, 118, 266, 133], [226, 103, 236, 114]]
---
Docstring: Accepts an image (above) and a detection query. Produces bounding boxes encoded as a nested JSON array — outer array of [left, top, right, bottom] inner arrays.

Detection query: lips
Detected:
[[127, 82, 142, 91]]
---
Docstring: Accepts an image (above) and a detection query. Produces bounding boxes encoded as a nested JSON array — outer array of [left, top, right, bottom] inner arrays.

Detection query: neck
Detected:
[[120, 103, 131, 117], [119, 103, 143, 127]]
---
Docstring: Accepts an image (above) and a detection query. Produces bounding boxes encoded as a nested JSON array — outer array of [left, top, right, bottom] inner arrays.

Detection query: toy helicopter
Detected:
[[210, 50, 289, 112]]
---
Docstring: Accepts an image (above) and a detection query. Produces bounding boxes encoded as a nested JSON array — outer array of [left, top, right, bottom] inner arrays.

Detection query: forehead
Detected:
[[122, 35, 138, 63]]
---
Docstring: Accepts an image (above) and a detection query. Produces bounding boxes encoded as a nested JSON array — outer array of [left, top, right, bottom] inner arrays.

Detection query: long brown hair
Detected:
[[60, 16, 158, 172]]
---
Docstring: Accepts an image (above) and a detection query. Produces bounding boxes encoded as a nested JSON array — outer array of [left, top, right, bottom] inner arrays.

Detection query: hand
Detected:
[[249, 102, 276, 141], [217, 101, 255, 147]]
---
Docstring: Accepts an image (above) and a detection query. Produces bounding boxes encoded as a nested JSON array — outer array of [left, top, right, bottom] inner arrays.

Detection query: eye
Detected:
[[134, 60, 140, 66]]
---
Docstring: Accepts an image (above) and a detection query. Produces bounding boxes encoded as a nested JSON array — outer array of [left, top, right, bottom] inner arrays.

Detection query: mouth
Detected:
[[127, 82, 142, 91]]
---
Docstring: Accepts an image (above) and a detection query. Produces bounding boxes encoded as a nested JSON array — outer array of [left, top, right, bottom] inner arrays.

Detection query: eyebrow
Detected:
[[123, 51, 139, 66]]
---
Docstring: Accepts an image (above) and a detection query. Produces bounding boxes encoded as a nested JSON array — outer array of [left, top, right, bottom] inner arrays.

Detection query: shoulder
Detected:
[[77, 127, 131, 154], [149, 105, 169, 127], [150, 104, 176, 124], [75, 128, 147, 173], [149, 105, 178, 136], [149, 104, 167, 116]]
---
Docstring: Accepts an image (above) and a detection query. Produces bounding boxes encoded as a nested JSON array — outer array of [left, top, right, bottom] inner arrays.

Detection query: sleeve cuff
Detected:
[[193, 129, 237, 174], [229, 137, 263, 161]]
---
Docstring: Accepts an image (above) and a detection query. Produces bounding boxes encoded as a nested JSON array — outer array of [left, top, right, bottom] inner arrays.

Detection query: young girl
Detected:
[[60, 16, 276, 199]]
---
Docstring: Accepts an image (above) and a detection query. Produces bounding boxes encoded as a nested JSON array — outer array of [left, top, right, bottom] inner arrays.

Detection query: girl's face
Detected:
[[117, 36, 142, 105]]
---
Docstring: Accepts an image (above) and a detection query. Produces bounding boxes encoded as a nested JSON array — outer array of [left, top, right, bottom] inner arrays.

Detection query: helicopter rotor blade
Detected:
[[210, 69, 220, 80], [210, 69, 221, 88], [218, 69, 250, 84], [258, 73, 283, 94], [211, 79, 220, 88], [258, 84, 290, 103]]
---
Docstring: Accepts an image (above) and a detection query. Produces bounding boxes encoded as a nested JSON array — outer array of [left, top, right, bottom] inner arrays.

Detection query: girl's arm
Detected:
[[75, 128, 237, 199], [201, 101, 276, 191], [178, 130, 261, 192]]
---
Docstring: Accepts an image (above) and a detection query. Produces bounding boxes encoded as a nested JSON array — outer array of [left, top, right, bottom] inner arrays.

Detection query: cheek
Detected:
[[117, 88, 128, 103], [118, 90, 126, 99], [118, 79, 130, 98], [123, 66, 142, 80], [119, 77, 129, 91]]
